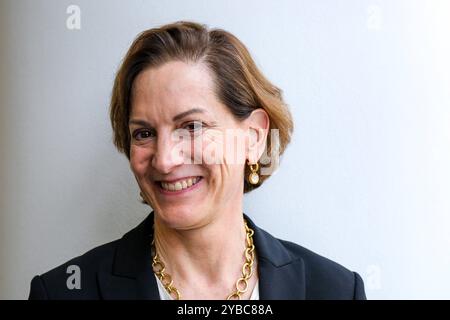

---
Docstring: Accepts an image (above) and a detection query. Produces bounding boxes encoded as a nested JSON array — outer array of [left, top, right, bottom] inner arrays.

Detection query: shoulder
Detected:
[[279, 238, 354, 280], [29, 214, 152, 300], [277, 236, 366, 299], [28, 239, 120, 300], [246, 214, 367, 299]]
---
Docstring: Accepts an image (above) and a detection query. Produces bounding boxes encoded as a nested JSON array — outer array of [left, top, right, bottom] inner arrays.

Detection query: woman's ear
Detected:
[[246, 108, 270, 163]]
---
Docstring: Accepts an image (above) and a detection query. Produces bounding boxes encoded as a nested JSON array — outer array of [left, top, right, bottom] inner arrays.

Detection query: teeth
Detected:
[[161, 177, 200, 192]]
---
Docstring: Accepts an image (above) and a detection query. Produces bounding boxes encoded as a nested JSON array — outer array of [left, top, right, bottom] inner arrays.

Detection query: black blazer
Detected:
[[28, 211, 366, 300]]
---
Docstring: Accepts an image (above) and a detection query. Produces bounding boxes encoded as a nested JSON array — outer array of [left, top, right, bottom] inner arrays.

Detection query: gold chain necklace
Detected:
[[151, 219, 256, 300]]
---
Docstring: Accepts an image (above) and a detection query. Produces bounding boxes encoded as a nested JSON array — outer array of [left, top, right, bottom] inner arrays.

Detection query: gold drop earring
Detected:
[[247, 161, 260, 185]]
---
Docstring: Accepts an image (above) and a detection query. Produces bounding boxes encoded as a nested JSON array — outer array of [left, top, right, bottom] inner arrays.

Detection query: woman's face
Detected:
[[129, 61, 266, 230]]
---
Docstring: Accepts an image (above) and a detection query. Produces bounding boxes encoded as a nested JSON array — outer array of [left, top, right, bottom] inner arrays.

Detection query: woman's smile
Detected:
[[155, 176, 204, 196]]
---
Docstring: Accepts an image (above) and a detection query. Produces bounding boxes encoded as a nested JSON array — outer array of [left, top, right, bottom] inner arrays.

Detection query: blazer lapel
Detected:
[[97, 271, 159, 300], [98, 211, 306, 300], [98, 213, 160, 300], [245, 214, 306, 299]]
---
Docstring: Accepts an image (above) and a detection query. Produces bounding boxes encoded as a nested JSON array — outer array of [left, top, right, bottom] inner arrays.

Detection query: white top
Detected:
[[155, 274, 260, 300]]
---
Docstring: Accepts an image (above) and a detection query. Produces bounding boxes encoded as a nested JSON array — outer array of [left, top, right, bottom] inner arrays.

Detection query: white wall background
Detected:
[[1, 0, 449, 299]]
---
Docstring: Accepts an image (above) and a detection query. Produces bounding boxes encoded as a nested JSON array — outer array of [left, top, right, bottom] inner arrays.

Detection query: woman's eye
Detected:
[[134, 129, 155, 140], [184, 121, 204, 132]]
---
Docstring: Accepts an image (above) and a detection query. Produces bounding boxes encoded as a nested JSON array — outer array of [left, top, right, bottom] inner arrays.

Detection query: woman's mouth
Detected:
[[156, 176, 203, 195]]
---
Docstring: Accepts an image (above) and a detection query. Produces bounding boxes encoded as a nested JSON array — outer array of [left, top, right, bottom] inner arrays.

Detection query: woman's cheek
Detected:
[[130, 146, 151, 175]]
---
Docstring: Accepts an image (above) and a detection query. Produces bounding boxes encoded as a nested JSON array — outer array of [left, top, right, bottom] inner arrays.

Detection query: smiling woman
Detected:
[[28, 21, 366, 300]]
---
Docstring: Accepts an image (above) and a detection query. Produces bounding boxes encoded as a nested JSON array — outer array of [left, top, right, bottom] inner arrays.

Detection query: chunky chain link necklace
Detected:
[[151, 219, 256, 300]]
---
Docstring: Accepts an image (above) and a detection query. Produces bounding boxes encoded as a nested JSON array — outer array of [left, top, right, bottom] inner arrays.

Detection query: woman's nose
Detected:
[[151, 132, 185, 174]]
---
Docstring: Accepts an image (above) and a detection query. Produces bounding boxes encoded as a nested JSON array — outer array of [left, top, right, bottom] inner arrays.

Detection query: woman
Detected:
[[29, 21, 366, 300]]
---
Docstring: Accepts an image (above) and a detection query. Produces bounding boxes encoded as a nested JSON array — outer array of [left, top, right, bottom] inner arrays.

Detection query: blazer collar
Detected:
[[98, 211, 305, 299]]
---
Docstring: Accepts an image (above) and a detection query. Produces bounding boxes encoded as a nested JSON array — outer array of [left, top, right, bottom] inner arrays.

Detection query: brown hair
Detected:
[[110, 21, 293, 193]]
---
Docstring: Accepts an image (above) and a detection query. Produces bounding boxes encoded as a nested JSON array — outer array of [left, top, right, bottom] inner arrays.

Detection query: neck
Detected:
[[153, 208, 249, 288]]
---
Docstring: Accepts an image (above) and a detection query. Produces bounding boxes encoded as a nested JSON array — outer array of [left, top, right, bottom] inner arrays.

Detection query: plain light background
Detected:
[[1, 0, 449, 299]]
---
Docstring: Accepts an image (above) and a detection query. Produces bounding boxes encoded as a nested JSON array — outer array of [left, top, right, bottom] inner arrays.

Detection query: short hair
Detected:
[[110, 21, 294, 194]]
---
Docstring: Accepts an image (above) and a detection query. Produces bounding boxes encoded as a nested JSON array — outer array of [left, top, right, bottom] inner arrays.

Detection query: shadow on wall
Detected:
[[0, 0, 18, 300]]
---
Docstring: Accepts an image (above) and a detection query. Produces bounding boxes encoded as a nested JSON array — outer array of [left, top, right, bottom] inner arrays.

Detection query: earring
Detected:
[[247, 161, 260, 185]]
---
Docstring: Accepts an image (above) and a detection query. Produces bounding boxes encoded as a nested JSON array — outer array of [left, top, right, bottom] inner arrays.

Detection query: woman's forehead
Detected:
[[133, 61, 214, 99], [129, 62, 233, 122]]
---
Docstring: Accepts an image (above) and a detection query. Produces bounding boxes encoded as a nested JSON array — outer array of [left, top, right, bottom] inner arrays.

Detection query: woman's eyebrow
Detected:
[[129, 108, 207, 127], [172, 108, 206, 122], [128, 119, 153, 127]]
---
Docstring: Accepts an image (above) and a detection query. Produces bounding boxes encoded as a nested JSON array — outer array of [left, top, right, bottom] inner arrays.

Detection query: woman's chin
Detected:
[[155, 206, 208, 230]]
